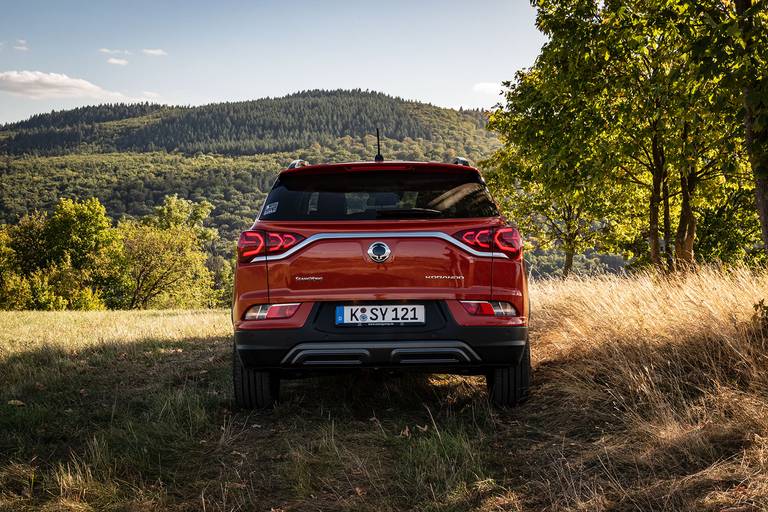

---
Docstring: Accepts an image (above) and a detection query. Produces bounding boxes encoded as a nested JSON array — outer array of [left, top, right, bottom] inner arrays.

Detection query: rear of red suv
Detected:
[[233, 161, 530, 408]]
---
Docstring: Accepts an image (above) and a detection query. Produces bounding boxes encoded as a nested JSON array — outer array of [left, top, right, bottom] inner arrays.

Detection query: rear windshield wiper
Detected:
[[375, 208, 443, 218]]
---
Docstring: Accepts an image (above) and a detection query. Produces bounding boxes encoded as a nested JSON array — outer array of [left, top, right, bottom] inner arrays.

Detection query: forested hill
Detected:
[[0, 90, 499, 254], [0, 89, 496, 156]]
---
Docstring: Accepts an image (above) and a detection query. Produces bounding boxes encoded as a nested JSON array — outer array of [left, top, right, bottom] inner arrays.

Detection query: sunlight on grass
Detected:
[[1, 268, 767, 510], [0, 309, 229, 354]]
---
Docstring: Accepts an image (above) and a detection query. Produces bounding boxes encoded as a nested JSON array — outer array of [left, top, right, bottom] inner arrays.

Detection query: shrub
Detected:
[[0, 196, 219, 311], [113, 221, 215, 309], [26, 271, 67, 311], [0, 272, 32, 310]]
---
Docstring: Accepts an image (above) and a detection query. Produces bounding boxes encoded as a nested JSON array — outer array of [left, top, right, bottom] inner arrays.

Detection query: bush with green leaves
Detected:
[[113, 220, 215, 310], [0, 196, 222, 310]]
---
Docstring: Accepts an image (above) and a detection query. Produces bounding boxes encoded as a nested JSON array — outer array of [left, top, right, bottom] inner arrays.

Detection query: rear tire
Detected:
[[233, 345, 280, 409], [487, 342, 531, 407]]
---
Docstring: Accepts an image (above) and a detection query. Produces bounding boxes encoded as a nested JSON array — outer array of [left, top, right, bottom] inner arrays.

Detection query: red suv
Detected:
[[232, 160, 530, 408]]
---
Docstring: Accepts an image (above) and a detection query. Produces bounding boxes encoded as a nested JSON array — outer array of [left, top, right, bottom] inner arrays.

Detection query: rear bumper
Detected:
[[235, 302, 528, 372]]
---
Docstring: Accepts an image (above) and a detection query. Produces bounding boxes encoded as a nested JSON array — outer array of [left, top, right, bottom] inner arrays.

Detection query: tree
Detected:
[[733, 0, 768, 256], [488, 175, 627, 277], [0, 195, 220, 311], [8, 212, 48, 275], [486, 5, 641, 274], [0, 226, 32, 310], [113, 195, 218, 310], [0, 226, 13, 274], [44, 197, 116, 271], [207, 254, 234, 307], [489, 0, 755, 271], [683, 0, 768, 255], [115, 221, 214, 309], [590, 0, 742, 268], [3, 198, 115, 310], [695, 185, 763, 264], [9, 198, 116, 275], [485, 83, 638, 276], [146, 194, 215, 240]]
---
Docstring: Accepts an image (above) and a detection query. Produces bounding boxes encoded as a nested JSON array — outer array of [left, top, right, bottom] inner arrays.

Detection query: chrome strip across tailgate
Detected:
[[251, 231, 509, 262]]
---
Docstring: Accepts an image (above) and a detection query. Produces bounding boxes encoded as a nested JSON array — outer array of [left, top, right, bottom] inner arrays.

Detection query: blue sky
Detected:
[[0, 0, 546, 124]]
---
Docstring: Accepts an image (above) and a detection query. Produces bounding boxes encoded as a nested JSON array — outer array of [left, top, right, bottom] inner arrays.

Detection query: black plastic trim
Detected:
[[235, 302, 528, 372], [279, 340, 483, 367]]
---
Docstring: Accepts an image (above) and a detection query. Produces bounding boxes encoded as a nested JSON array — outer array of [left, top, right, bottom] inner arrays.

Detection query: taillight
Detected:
[[267, 231, 302, 253], [455, 226, 522, 260], [238, 230, 265, 263], [459, 300, 518, 317], [244, 303, 301, 320], [460, 229, 492, 249], [237, 230, 304, 263], [493, 227, 522, 259]]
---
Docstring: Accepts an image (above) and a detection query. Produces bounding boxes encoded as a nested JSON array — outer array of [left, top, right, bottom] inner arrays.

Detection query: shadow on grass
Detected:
[[0, 333, 496, 510], [488, 329, 768, 512], [2, 328, 761, 511]]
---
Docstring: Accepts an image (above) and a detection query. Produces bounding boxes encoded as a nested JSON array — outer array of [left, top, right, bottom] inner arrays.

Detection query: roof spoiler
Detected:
[[287, 159, 310, 169], [452, 157, 471, 166]]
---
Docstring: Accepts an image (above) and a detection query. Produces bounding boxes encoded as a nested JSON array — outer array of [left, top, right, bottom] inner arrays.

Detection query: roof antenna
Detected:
[[374, 128, 384, 162]]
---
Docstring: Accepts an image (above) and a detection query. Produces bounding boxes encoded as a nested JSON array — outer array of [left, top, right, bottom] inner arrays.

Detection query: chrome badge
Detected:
[[367, 242, 391, 263]]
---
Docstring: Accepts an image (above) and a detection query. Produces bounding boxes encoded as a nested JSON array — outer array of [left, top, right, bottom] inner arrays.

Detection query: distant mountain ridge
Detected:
[[0, 89, 496, 157], [0, 89, 499, 251]]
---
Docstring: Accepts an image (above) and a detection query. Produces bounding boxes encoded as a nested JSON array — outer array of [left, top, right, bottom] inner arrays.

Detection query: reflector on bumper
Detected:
[[459, 300, 517, 317], [244, 303, 301, 320]]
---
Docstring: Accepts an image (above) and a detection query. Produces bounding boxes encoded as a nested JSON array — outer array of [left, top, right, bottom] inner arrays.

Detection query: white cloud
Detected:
[[472, 82, 502, 96], [107, 57, 128, 66], [13, 39, 29, 51], [99, 48, 131, 55], [142, 91, 161, 99], [142, 48, 167, 56], [0, 70, 131, 100]]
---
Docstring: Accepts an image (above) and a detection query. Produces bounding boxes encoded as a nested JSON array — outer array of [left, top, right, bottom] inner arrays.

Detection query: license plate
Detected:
[[335, 304, 425, 325]]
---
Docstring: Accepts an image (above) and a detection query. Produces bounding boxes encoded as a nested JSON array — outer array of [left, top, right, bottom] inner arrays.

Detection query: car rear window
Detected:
[[259, 170, 499, 220]]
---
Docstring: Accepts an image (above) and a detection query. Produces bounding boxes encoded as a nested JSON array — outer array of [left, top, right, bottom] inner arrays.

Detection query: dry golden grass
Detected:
[[524, 267, 768, 511], [0, 309, 228, 351], [0, 267, 766, 511]]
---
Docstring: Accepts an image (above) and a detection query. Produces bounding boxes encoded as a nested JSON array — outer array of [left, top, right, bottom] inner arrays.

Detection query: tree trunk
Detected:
[[649, 176, 662, 266], [675, 123, 697, 268], [563, 247, 575, 278], [675, 170, 697, 267], [756, 176, 768, 254], [735, 0, 768, 256], [663, 177, 673, 270], [649, 132, 665, 267]]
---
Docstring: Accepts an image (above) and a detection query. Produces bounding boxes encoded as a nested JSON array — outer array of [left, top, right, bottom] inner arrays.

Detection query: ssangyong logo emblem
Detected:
[[367, 242, 391, 263]]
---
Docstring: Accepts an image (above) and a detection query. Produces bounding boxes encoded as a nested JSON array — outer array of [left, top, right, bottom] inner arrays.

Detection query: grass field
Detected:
[[1, 268, 767, 511]]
